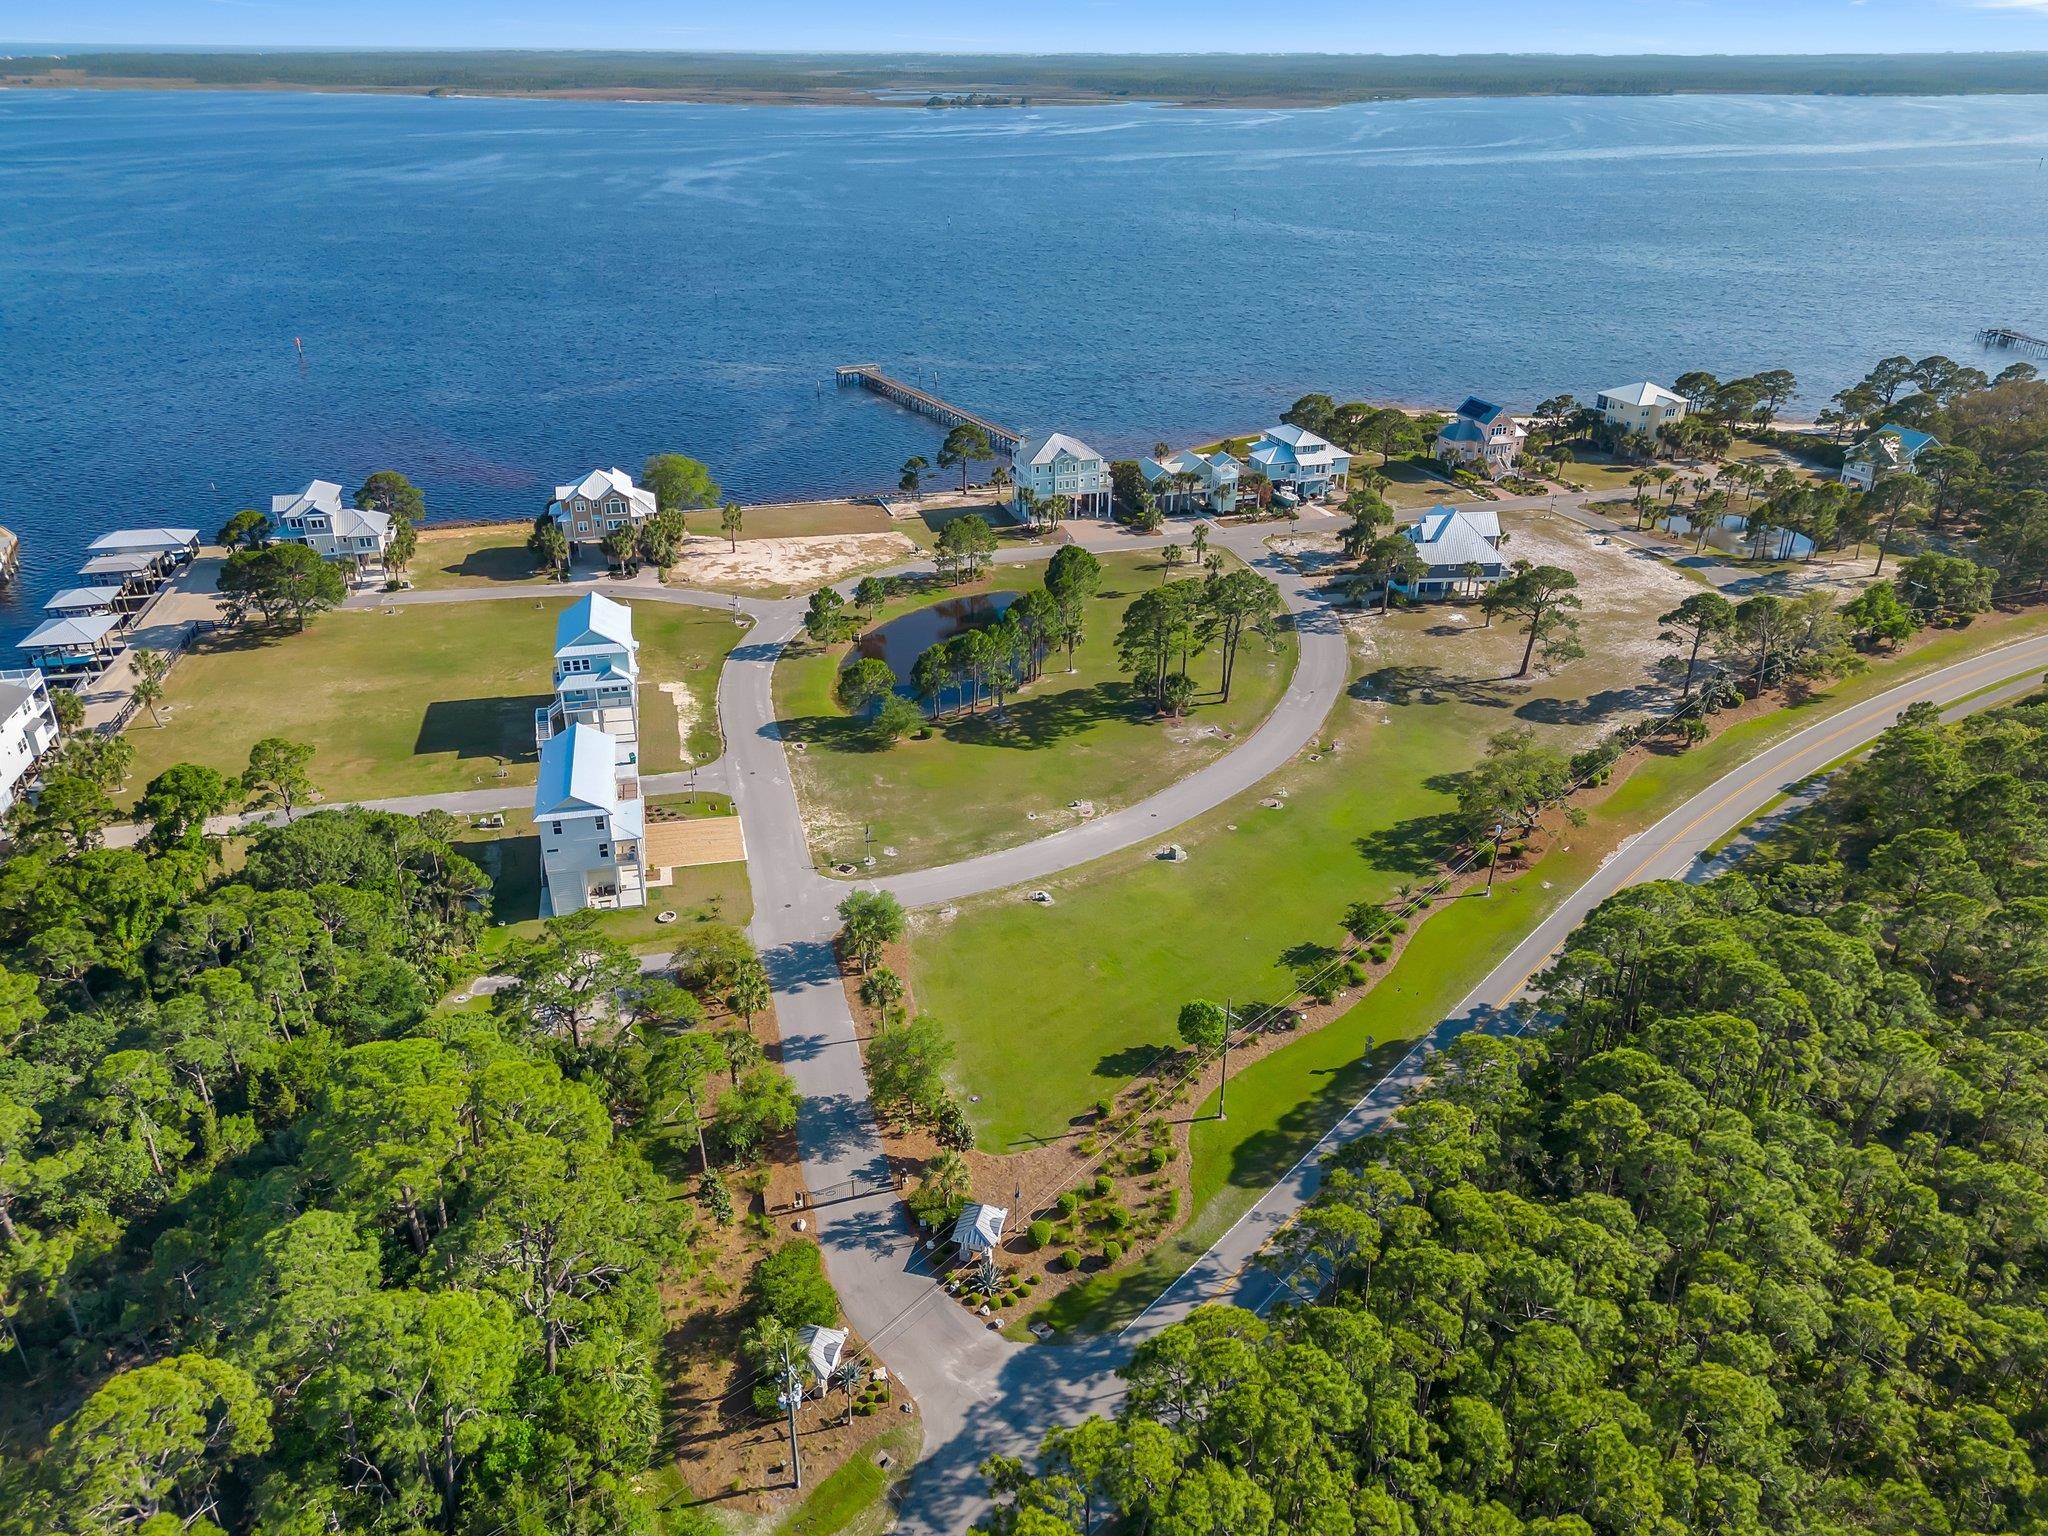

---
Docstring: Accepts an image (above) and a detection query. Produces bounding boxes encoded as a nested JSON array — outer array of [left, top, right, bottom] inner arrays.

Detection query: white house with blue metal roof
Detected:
[[1842, 424, 1940, 492], [533, 594, 646, 915], [1434, 398, 1526, 478], [1247, 424, 1350, 500], [270, 480, 394, 582], [1397, 508, 1510, 600]]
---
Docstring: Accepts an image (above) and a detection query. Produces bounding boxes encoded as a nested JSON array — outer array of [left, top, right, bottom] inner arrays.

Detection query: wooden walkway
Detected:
[[835, 364, 1021, 452], [1979, 326, 2048, 357]]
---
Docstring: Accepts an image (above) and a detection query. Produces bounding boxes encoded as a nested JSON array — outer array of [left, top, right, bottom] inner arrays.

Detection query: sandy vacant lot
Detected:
[[665, 531, 918, 593]]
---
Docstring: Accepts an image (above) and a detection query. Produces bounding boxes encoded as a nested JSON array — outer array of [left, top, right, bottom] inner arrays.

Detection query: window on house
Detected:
[[598, 843, 609, 858], [550, 821, 562, 835]]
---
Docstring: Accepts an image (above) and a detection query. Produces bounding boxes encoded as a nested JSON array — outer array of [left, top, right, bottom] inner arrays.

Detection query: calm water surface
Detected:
[[4, 89, 2048, 642], [854, 593, 1019, 682]]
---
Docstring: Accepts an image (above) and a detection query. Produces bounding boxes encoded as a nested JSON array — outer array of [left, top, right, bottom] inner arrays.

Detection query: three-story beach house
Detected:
[[1841, 423, 1940, 491], [533, 594, 646, 915], [548, 468, 658, 551], [270, 481, 394, 581], [1009, 433, 1112, 518], [1595, 382, 1690, 437], [1434, 397, 1526, 477], [1247, 424, 1351, 499], [1139, 448, 1242, 514]]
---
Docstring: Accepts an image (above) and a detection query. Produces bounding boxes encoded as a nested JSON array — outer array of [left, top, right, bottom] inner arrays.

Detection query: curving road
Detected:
[[347, 517, 2048, 1532]]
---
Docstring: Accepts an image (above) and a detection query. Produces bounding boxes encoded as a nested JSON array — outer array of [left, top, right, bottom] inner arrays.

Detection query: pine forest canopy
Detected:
[[985, 688, 2048, 1536]]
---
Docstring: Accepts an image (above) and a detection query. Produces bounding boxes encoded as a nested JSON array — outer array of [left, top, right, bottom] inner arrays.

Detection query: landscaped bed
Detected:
[[773, 549, 1299, 871], [122, 596, 740, 802]]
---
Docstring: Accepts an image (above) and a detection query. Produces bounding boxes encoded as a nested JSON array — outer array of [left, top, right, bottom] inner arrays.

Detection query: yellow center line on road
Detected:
[[1489, 645, 2048, 1007]]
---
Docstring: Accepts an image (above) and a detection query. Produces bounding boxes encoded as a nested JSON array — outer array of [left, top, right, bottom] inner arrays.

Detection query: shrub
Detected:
[[747, 1240, 839, 1329], [930, 1093, 976, 1150], [1368, 943, 1392, 964], [1091, 1174, 1114, 1198], [1028, 1219, 1054, 1250], [1057, 1191, 1080, 1217], [1103, 1240, 1125, 1264], [1059, 1248, 1083, 1272], [1093, 1095, 1115, 1120], [701, 1172, 734, 1224]]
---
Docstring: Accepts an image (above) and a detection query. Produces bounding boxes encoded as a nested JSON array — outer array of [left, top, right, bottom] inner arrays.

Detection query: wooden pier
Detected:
[[835, 364, 1021, 453], [1979, 326, 2048, 357]]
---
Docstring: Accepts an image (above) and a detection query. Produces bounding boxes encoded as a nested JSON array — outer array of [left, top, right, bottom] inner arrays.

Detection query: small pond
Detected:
[[852, 592, 1020, 683]]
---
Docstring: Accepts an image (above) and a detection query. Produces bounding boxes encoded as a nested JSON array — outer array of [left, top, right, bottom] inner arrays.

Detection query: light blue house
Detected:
[[533, 593, 646, 915], [1247, 424, 1350, 500], [536, 592, 640, 758]]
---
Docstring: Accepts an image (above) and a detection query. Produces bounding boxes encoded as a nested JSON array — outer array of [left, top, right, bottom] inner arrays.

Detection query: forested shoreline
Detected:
[[983, 689, 2048, 1535], [11, 51, 2048, 105]]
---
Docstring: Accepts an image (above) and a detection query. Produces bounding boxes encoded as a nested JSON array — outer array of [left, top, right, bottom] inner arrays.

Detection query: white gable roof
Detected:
[[1601, 381, 1686, 408], [87, 527, 200, 554], [271, 480, 346, 519], [44, 586, 124, 612], [552, 467, 657, 516], [1405, 508, 1505, 572], [952, 1201, 1007, 1254], [533, 723, 620, 819], [798, 1325, 848, 1383], [1013, 432, 1102, 468], [554, 592, 636, 655], [20, 613, 121, 651]]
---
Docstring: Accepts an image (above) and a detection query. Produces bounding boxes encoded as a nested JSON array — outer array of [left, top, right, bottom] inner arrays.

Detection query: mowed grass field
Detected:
[[124, 598, 740, 802], [408, 525, 551, 591], [910, 507, 1700, 1149], [773, 550, 1299, 870]]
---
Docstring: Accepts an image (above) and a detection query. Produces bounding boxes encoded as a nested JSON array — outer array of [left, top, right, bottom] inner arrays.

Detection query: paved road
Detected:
[[881, 626, 2048, 1536], [245, 510, 2045, 1532]]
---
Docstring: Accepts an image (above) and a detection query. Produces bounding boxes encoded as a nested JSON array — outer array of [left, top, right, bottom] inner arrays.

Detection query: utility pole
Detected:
[[1486, 822, 1505, 894], [1218, 998, 1231, 1122], [778, 1340, 805, 1489]]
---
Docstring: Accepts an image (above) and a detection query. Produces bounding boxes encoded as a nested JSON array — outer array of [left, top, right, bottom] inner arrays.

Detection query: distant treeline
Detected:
[[11, 49, 2048, 103]]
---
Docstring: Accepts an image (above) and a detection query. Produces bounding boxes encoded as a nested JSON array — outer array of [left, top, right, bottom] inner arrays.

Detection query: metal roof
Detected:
[[20, 613, 121, 651], [86, 527, 199, 554]]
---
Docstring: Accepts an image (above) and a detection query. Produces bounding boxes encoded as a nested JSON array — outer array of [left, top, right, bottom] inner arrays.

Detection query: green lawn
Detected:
[[1375, 455, 1480, 509], [1030, 605, 2048, 1332], [774, 551, 1298, 871], [460, 793, 751, 955], [772, 1424, 921, 1536], [125, 599, 740, 803], [408, 526, 550, 591], [912, 507, 1695, 1149]]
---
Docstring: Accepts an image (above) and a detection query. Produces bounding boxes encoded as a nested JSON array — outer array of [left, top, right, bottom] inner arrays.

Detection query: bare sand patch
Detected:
[[666, 531, 917, 593], [657, 680, 698, 763]]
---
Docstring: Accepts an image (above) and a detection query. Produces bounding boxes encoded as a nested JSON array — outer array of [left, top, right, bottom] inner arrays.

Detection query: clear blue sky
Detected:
[[9, 0, 2048, 54]]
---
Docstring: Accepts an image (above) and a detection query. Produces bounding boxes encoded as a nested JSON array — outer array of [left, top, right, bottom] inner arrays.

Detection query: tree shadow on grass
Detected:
[[1515, 683, 1670, 726], [1095, 1043, 1169, 1083], [1353, 810, 1464, 877], [1352, 664, 1523, 710], [1217, 1036, 1415, 1196], [940, 679, 1149, 751], [415, 695, 548, 768], [432, 544, 543, 584]]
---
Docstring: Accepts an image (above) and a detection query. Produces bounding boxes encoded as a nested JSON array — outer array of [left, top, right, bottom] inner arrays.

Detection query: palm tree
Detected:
[[129, 648, 171, 726], [1190, 521, 1211, 564], [1160, 544, 1185, 582]]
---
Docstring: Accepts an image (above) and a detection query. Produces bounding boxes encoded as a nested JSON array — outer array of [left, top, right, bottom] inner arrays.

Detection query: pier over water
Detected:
[[835, 365, 1021, 453]]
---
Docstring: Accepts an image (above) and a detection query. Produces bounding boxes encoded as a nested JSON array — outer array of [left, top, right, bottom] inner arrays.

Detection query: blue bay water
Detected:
[[3, 88, 2048, 642]]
